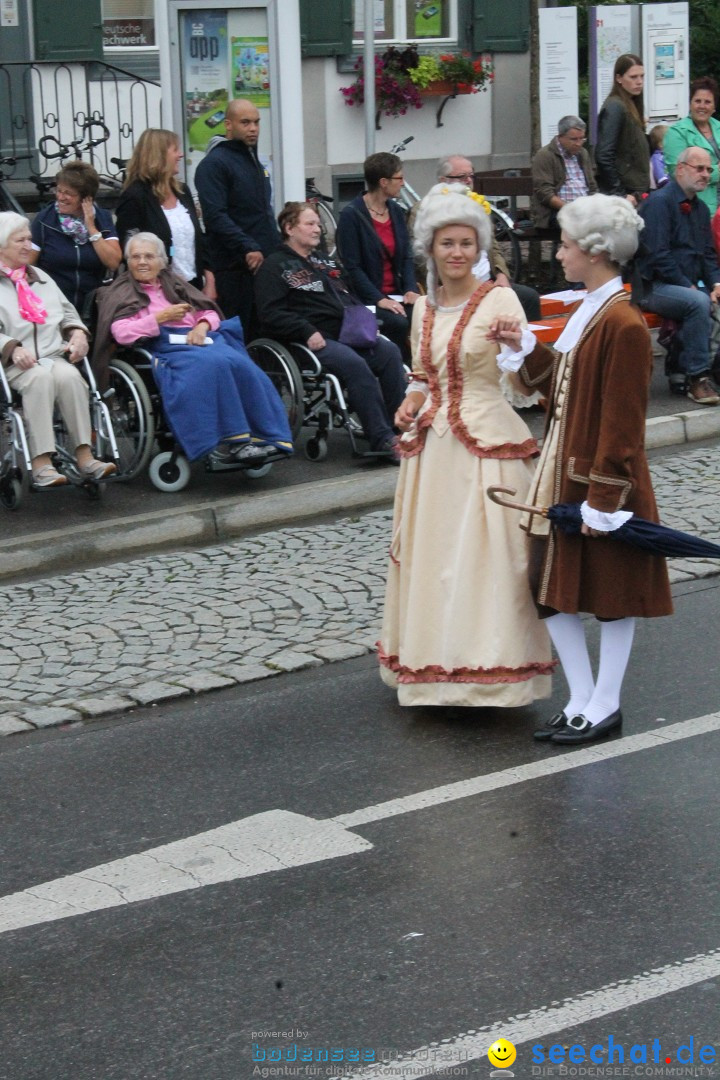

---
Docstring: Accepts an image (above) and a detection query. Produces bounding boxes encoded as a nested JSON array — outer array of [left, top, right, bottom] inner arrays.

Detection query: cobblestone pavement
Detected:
[[2, 445, 719, 735]]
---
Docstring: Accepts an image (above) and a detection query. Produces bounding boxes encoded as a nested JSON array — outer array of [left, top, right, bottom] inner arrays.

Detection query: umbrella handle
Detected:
[[486, 486, 549, 517]]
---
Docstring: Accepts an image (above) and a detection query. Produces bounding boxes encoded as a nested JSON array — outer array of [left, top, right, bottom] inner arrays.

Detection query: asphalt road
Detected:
[[2, 575, 719, 1080]]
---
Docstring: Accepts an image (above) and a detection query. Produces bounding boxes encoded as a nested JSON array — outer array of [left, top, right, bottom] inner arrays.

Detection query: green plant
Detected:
[[407, 55, 442, 89]]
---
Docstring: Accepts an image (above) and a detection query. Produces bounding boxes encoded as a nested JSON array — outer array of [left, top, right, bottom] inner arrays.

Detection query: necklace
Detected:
[[365, 196, 389, 218]]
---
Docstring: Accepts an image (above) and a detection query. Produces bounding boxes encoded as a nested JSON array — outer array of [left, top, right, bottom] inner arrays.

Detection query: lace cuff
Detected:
[[407, 379, 430, 397], [581, 501, 633, 532], [497, 327, 537, 372]]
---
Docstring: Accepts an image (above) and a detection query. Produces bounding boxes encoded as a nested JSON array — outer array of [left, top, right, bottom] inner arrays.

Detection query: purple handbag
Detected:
[[339, 301, 379, 349]]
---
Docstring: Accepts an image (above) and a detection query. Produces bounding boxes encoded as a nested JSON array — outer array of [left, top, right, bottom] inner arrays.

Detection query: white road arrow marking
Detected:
[[1, 712, 718, 935], [0, 811, 371, 934]]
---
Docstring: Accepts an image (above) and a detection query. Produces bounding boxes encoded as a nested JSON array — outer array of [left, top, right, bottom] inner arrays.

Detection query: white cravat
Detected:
[[554, 276, 623, 353]]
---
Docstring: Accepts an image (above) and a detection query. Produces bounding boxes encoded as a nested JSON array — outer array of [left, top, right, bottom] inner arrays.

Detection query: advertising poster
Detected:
[[231, 36, 270, 108], [182, 10, 229, 153], [414, 1, 444, 39]]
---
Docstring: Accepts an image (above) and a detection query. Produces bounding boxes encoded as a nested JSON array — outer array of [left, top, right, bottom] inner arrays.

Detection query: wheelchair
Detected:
[[0, 355, 122, 511], [246, 338, 391, 462], [103, 340, 305, 492]]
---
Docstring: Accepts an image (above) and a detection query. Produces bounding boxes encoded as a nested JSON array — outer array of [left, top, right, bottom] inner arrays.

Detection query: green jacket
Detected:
[[663, 113, 720, 215]]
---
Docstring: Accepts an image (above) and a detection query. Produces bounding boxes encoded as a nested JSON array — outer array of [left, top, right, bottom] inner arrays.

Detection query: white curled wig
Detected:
[[413, 182, 492, 304], [557, 193, 643, 266]]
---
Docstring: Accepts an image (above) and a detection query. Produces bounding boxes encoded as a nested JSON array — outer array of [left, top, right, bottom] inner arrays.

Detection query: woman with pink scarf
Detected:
[[0, 211, 115, 487]]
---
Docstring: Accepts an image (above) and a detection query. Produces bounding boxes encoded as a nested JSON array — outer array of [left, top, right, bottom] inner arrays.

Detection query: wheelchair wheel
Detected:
[[314, 200, 337, 260], [305, 436, 328, 462], [103, 359, 155, 480], [246, 338, 304, 441], [244, 462, 273, 479], [491, 208, 522, 283], [148, 450, 191, 492], [0, 475, 22, 510]]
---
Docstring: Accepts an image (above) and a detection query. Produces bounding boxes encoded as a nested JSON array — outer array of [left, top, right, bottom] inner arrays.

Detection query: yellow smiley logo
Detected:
[[488, 1039, 517, 1068]]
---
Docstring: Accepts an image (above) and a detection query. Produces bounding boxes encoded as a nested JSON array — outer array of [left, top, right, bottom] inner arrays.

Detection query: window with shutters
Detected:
[[102, 0, 156, 50], [351, 0, 457, 45], [471, 0, 529, 53]]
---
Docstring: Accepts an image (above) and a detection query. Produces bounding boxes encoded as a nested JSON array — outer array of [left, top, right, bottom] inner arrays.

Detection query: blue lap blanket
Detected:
[[149, 317, 293, 462]]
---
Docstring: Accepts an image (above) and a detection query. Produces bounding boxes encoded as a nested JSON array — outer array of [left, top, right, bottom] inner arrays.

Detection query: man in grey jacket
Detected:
[[531, 116, 597, 229]]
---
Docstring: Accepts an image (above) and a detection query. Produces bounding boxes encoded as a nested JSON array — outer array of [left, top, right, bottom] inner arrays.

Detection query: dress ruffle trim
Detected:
[[377, 643, 556, 684], [399, 284, 538, 461]]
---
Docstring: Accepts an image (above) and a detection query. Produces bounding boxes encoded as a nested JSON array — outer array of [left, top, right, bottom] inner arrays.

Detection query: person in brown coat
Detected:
[[490, 193, 672, 745]]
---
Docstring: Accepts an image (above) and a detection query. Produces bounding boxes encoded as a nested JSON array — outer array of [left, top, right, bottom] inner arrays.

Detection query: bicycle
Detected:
[[388, 136, 522, 281], [305, 177, 337, 258], [38, 119, 111, 170], [0, 154, 33, 214]]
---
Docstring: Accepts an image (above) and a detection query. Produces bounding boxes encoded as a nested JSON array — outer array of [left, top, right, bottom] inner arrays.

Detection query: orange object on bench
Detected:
[[536, 285, 663, 340]]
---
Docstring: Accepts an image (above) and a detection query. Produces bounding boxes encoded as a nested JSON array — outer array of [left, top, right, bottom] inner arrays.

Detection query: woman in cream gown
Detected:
[[378, 184, 553, 707]]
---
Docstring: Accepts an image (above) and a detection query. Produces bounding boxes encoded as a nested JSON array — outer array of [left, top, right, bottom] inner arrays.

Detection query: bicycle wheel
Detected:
[[314, 200, 337, 260], [491, 208, 522, 284], [103, 358, 155, 480], [246, 338, 305, 442]]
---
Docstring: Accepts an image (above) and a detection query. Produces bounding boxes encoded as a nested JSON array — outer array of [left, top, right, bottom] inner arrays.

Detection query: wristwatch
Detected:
[[88, 232, 102, 243]]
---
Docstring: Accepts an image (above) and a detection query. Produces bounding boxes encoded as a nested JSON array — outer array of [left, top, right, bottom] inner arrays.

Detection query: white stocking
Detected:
[[581, 617, 635, 725], [545, 612, 595, 718]]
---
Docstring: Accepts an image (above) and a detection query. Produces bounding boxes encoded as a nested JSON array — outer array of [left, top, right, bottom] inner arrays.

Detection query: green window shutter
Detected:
[[472, 0, 529, 52], [34, 0, 103, 61], [299, 0, 353, 57]]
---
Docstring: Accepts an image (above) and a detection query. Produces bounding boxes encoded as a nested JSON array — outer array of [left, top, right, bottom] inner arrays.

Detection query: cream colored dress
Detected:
[[378, 284, 553, 707]]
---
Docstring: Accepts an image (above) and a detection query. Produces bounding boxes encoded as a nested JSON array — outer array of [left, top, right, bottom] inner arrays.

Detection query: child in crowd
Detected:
[[649, 124, 669, 188]]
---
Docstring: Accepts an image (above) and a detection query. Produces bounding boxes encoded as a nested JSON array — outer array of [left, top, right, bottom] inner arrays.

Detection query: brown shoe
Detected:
[[687, 376, 720, 405]]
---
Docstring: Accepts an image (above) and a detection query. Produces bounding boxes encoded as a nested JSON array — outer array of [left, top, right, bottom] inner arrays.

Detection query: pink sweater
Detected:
[[111, 281, 220, 345]]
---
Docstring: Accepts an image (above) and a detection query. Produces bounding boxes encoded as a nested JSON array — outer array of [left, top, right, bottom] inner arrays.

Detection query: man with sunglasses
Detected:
[[638, 146, 720, 404], [436, 155, 541, 320]]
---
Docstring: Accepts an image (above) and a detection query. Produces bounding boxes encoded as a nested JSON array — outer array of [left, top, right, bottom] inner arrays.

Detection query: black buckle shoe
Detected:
[[532, 711, 569, 741], [550, 709, 623, 744]]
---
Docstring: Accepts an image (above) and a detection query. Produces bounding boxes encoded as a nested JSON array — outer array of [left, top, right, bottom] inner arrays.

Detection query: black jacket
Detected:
[[115, 179, 210, 284], [336, 193, 418, 304], [637, 180, 720, 288], [595, 97, 650, 198], [254, 245, 349, 342], [31, 202, 117, 311], [194, 139, 281, 272]]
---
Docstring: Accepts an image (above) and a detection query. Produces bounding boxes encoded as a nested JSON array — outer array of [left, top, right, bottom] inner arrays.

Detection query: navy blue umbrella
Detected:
[[487, 487, 720, 559]]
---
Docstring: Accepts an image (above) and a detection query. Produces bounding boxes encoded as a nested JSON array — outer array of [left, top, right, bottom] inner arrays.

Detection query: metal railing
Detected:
[[0, 60, 162, 185]]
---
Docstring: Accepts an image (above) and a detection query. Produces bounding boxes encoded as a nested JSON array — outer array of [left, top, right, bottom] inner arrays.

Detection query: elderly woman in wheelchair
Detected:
[[94, 232, 293, 480], [0, 211, 117, 491]]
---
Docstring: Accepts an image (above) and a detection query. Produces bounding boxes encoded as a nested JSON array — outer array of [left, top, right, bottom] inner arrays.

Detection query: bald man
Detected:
[[195, 98, 281, 332]]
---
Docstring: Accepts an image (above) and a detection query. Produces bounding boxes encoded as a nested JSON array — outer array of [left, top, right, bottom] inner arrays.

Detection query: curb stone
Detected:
[[4, 407, 720, 585]]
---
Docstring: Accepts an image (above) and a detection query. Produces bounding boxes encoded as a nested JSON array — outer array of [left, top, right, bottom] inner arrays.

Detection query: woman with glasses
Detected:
[[336, 152, 420, 359], [663, 77, 720, 214], [30, 161, 121, 312]]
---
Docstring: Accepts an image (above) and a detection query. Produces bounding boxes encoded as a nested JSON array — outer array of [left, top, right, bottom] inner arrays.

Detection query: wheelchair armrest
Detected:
[[289, 342, 322, 378]]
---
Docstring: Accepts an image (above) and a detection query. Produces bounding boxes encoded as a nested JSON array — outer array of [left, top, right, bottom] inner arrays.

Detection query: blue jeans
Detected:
[[640, 283, 712, 377], [315, 337, 406, 450]]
